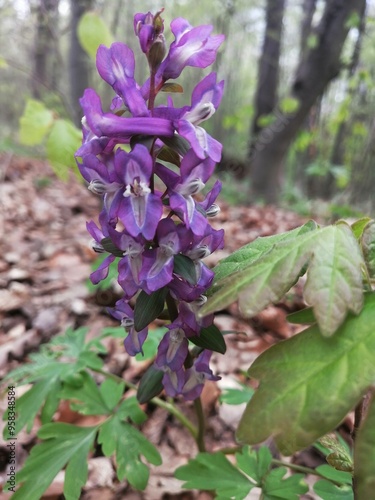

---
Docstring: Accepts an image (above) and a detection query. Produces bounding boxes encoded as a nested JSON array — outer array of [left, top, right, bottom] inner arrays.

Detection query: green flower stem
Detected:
[[194, 397, 206, 452], [91, 367, 199, 443]]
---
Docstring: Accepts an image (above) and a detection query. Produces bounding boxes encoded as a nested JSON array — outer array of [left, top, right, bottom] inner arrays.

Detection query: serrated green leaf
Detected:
[[135, 327, 167, 361], [361, 221, 375, 278], [189, 324, 226, 354], [77, 11, 113, 59], [175, 452, 253, 499], [160, 83, 184, 93], [19, 99, 54, 146], [40, 379, 61, 424], [13, 423, 97, 500], [134, 288, 168, 331], [117, 396, 147, 425], [313, 479, 354, 500], [353, 393, 375, 499], [202, 222, 364, 337], [287, 307, 316, 325], [46, 119, 82, 181], [235, 445, 271, 483], [59, 371, 111, 415], [303, 222, 364, 336], [99, 378, 125, 411], [98, 414, 161, 489], [137, 364, 164, 403], [263, 468, 308, 499], [220, 384, 254, 405], [173, 254, 197, 285], [236, 293, 375, 455]]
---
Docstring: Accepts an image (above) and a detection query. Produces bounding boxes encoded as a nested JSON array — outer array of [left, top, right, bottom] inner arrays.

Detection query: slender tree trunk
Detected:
[[69, 0, 94, 127], [32, 0, 60, 99], [300, 0, 318, 57], [249, 0, 285, 149], [249, 0, 366, 203]]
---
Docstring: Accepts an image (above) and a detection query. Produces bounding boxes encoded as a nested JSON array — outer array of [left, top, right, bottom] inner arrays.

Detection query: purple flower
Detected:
[[162, 367, 185, 397], [79, 88, 174, 140], [86, 217, 115, 285], [114, 145, 163, 240], [177, 298, 214, 338], [177, 73, 224, 162], [140, 218, 183, 293], [169, 262, 214, 302], [134, 11, 164, 54], [96, 43, 149, 117], [182, 351, 220, 400], [155, 326, 189, 371], [159, 18, 224, 80], [109, 299, 148, 356]]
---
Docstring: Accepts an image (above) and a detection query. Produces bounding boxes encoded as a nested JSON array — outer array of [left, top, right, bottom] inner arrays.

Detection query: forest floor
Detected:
[[0, 154, 345, 499]]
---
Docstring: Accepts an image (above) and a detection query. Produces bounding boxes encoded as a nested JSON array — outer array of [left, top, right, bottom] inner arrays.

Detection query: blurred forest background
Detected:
[[1, 0, 375, 214]]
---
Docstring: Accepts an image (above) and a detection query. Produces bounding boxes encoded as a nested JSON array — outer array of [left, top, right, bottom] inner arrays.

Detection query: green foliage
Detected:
[[220, 383, 254, 405], [3, 326, 161, 499], [46, 119, 82, 180], [19, 99, 54, 146], [201, 220, 366, 337], [77, 11, 113, 59], [236, 292, 375, 454], [279, 97, 300, 114], [175, 446, 308, 499], [353, 395, 375, 498], [18, 99, 82, 180]]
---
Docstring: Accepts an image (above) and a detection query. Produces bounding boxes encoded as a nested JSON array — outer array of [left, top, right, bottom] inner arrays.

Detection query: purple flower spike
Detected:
[[159, 19, 224, 80], [156, 327, 189, 372], [183, 350, 220, 400], [162, 367, 185, 397], [109, 299, 148, 356], [115, 145, 163, 240], [96, 43, 149, 117]]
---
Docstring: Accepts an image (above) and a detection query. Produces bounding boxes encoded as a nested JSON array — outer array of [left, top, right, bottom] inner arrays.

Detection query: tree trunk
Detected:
[[32, 0, 60, 99], [250, 0, 285, 147], [249, 0, 366, 203], [69, 0, 94, 127]]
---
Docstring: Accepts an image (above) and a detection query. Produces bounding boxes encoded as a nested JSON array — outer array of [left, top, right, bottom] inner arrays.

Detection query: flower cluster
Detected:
[[75, 10, 225, 400]]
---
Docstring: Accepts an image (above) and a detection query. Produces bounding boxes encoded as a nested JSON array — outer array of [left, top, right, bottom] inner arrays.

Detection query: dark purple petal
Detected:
[[90, 254, 115, 284], [182, 350, 220, 400], [156, 328, 189, 371], [162, 368, 185, 397]]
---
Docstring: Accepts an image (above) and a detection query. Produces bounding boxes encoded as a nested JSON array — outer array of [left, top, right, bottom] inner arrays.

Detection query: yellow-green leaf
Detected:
[[19, 99, 54, 146], [46, 119, 82, 181], [77, 11, 113, 59]]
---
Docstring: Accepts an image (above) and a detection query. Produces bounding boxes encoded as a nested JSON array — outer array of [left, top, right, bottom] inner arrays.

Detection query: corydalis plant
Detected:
[[75, 10, 225, 401]]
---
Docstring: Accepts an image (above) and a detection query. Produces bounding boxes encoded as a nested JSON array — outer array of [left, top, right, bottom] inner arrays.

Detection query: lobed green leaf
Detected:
[[236, 293, 375, 455], [19, 99, 54, 146]]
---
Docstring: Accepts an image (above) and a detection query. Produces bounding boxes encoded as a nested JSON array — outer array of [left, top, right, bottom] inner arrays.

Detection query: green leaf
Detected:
[[236, 293, 375, 455], [313, 480, 354, 500], [117, 396, 147, 425], [315, 465, 352, 484], [173, 254, 197, 285], [156, 145, 181, 166], [13, 423, 97, 500], [160, 83, 184, 93], [98, 414, 161, 489], [220, 384, 254, 405], [134, 288, 168, 331], [235, 446, 272, 483], [361, 220, 375, 278], [135, 327, 167, 361], [287, 307, 316, 325], [175, 452, 253, 499], [100, 237, 124, 257], [202, 222, 364, 337], [46, 119, 82, 181], [279, 97, 300, 114], [59, 371, 115, 415], [19, 99, 54, 146], [99, 378, 125, 411], [263, 467, 308, 499], [208, 220, 317, 286], [189, 324, 226, 354], [77, 11, 113, 59], [353, 393, 375, 499], [137, 364, 164, 403], [351, 216, 371, 239]]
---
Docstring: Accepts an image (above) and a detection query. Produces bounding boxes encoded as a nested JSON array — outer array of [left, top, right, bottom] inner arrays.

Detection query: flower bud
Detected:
[[147, 34, 166, 71], [206, 203, 220, 217]]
